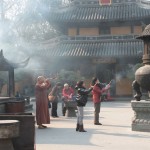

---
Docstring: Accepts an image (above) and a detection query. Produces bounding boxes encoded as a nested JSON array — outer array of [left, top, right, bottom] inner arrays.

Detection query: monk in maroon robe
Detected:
[[35, 76, 51, 129]]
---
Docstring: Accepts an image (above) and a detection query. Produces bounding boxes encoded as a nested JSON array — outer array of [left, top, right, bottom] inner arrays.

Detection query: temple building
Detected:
[[31, 0, 150, 97]]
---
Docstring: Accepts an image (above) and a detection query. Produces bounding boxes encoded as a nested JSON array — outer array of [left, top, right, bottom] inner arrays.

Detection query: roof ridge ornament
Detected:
[[136, 0, 150, 9]]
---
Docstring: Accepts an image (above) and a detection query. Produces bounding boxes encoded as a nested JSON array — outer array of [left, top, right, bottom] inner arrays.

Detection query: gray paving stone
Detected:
[[30, 100, 150, 150]]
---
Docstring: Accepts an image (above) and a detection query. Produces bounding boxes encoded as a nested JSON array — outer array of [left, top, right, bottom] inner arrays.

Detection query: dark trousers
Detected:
[[62, 105, 67, 116], [94, 102, 101, 124], [61, 97, 67, 116], [51, 101, 58, 117]]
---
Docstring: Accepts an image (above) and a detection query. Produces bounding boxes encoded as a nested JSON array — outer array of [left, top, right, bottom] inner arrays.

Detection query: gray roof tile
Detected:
[[36, 40, 143, 57]]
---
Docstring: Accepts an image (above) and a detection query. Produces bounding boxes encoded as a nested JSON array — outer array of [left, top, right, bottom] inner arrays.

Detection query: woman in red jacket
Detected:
[[91, 77, 110, 125]]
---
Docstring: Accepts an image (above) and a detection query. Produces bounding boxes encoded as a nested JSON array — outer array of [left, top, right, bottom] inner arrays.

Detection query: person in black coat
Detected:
[[75, 80, 93, 132], [49, 82, 62, 117]]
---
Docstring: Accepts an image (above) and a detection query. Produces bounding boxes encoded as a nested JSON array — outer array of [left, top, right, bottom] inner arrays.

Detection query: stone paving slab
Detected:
[[30, 100, 150, 150]]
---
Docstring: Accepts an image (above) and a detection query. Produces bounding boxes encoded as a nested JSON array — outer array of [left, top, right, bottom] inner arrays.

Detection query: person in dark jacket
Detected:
[[91, 77, 110, 125], [49, 82, 62, 117], [75, 80, 93, 132]]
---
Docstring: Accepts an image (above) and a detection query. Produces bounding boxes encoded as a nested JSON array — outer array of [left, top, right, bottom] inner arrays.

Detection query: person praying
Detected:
[[35, 76, 51, 129]]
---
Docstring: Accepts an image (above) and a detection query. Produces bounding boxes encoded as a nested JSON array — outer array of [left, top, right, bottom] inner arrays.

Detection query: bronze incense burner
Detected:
[[133, 24, 150, 101]]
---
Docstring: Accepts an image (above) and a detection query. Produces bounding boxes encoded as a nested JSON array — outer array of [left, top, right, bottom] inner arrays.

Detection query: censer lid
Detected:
[[136, 24, 150, 40]]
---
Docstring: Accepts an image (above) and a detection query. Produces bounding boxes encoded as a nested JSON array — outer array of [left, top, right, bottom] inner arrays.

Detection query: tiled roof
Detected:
[[35, 40, 143, 57], [47, 2, 150, 22]]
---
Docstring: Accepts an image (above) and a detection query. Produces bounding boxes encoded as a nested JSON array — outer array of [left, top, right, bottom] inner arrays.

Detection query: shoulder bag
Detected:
[[48, 94, 56, 102]]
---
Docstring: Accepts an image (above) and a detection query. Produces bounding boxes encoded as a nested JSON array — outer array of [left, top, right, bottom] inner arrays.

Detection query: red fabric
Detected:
[[62, 87, 74, 99], [92, 85, 106, 103], [35, 80, 50, 125]]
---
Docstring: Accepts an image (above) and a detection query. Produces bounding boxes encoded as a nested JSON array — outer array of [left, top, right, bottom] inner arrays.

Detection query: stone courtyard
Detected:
[[30, 100, 150, 150]]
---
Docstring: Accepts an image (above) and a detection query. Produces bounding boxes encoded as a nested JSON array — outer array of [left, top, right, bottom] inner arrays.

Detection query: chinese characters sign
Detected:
[[99, 0, 111, 5]]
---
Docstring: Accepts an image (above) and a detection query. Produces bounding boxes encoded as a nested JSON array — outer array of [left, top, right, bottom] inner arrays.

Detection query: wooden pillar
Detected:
[[9, 69, 14, 97]]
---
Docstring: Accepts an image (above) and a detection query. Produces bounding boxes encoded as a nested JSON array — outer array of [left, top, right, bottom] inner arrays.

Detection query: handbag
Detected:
[[48, 95, 56, 102]]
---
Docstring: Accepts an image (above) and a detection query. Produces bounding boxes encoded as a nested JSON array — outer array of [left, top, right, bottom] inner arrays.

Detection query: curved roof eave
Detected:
[[33, 40, 144, 58]]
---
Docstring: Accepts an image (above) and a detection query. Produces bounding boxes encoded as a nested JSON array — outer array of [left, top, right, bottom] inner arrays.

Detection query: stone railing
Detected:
[[49, 0, 138, 9], [37, 34, 140, 46], [60, 34, 139, 42], [67, 0, 137, 7]]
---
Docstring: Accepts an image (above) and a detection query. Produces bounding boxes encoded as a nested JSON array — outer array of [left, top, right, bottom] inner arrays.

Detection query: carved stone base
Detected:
[[65, 101, 77, 117], [131, 100, 150, 132]]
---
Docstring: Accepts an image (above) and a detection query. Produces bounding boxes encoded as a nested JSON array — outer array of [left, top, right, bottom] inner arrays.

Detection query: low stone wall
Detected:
[[0, 113, 35, 150]]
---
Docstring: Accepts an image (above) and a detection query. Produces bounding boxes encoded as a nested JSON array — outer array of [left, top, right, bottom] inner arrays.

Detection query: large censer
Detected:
[[133, 24, 150, 101]]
